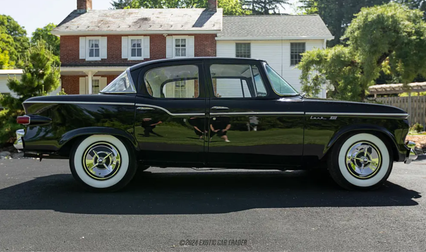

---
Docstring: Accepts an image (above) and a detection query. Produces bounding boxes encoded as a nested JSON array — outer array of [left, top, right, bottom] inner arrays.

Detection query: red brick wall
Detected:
[[60, 34, 216, 65], [61, 75, 83, 94]]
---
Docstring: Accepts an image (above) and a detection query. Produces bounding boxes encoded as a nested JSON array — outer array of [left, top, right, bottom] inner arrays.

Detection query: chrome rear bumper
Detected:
[[13, 129, 25, 150], [404, 141, 421, 164]]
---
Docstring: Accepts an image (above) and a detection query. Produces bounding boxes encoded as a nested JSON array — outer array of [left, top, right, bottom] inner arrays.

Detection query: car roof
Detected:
[[129, 57, 267, 71]]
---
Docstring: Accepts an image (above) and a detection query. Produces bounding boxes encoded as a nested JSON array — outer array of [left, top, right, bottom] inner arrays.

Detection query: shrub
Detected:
[[411, 123, 424, 133]]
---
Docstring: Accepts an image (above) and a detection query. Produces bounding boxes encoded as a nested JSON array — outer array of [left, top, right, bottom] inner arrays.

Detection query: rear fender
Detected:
[[58, 127, 137, 156]]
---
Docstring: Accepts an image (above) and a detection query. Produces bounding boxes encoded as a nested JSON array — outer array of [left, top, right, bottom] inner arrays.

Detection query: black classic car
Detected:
[[16, 58, 417, 191]]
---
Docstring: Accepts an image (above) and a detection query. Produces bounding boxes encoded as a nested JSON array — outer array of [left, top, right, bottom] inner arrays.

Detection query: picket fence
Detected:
[[373, 96, 426, 127]]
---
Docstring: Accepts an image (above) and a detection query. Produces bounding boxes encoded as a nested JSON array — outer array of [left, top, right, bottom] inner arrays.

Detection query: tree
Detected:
[[298, 3, 426, 101], [31, 23, 60, 56], [243, 0, 288, 14], [0, 42, 60, 144], [0, 48, 10, 69], [300, 0, 391, 47], [111, 0, 251, 15], [0, 15, 30, 68]]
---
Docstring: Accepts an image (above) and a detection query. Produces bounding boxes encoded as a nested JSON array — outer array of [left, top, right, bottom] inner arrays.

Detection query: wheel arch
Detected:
[[323, 125, 399, 162], [57, 127, 138, 157]]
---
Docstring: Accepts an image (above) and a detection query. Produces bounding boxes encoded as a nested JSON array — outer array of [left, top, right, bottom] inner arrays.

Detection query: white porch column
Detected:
[[84, 70, 98, 94]]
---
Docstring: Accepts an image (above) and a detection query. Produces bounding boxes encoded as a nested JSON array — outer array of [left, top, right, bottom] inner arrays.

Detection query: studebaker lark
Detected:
[[15, 58, 418, 191]]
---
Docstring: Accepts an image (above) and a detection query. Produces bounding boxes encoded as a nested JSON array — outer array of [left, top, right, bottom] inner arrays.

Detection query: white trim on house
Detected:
[[0, 69, 23, 75], [52, 30, 220, 36], [61, 66, 128, 72], [216, 36, 334, 41]]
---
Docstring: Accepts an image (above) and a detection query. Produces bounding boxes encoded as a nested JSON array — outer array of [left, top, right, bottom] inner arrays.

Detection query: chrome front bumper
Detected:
[[405, 141, 421, 164], [13, 129, 25, 150]]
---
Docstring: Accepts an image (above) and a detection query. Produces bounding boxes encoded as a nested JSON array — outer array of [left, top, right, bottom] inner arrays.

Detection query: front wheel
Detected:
[[70, 135, 137, 191], [328, 133, 393, 190]]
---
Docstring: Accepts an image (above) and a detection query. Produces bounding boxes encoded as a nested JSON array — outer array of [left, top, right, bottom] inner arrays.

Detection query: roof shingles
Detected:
[[53, 8, 222, 35], [218, 15, 333, 39]]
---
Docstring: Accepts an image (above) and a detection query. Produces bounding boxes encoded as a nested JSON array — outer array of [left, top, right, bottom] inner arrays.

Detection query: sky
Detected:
[[1, 0, 300, 37], [1, 0, 112, 37]]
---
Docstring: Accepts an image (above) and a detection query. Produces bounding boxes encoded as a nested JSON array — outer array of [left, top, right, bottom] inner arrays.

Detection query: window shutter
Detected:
[[143, 36, 150, 59], [100, 37, 107, 59], [187, 36, 195, 57], [79, 77, 87, 94], [166, 36, 173, 58], [79, 37, 86, 59], [122, 37, 128, 58], [99, 77, 108, 91]]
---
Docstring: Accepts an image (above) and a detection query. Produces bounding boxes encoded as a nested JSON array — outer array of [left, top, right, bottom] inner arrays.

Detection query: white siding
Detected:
[[217, 39, 326, 98]]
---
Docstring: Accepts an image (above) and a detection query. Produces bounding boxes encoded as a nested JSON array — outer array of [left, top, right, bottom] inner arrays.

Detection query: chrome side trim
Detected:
[[135, 104, 204, 116], [211, 111, 304, 116], [306, 112, 409, 118], [23, 101, 135, 106], [136, 107, 155, 110]]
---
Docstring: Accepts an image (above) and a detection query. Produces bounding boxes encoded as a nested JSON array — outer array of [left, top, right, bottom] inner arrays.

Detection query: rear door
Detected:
[[134, 62, 208, 166], [205, 61, 304, 169]]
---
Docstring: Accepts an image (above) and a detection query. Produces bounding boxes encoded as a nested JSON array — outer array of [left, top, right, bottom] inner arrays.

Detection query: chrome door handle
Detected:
[[211, 106, 229, 110]]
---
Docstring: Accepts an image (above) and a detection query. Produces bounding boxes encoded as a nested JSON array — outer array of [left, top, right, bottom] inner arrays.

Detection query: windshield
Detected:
[[265, 64, 298, 96], [101, 71, 136, 94]]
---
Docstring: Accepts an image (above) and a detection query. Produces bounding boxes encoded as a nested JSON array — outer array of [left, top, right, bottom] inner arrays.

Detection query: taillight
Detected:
[[17, 116, 31, 125]]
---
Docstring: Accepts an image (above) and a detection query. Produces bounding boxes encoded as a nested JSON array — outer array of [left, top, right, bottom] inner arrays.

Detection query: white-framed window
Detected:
[[236, 43, 251, 58], [88, 39, 100, 59], [166, 36, 194, 58], [79, 37, 107, 61], [121, 36, 150, 60], [290, 42, 306, 66], [130, 38, 142, 58], [92, 78, 100, 94], [175, 38, 186, 57]]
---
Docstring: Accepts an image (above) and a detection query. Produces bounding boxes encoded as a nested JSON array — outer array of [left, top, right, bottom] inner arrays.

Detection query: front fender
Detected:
[[324, 124, 406, 161]]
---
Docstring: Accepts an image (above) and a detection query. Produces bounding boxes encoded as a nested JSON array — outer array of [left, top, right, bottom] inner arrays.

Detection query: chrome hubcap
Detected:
[[82, 142, 121, 180], [345, 141, 382, 179]]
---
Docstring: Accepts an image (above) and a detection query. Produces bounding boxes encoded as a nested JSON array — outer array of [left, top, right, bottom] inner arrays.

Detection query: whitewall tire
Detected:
[[70, 135, 137, 191], [328, 133, 393, 190]]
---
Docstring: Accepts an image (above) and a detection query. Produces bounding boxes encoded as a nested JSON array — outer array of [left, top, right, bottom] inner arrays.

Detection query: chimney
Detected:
[[207, 0, 217, 12], [77, 0, 92, 12]]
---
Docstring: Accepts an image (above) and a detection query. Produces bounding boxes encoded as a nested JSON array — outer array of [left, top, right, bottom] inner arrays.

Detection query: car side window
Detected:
[[144, 65, 199, 98], [210, 64, 267, 98]]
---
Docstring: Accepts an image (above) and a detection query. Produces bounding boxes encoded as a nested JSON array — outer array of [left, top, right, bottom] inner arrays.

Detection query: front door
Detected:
[[205, 62, 304, 169], [134, 63, 208, 167]]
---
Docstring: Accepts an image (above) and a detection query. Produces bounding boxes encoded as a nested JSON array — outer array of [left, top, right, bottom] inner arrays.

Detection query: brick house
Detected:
[[52, 0, 222, 94]]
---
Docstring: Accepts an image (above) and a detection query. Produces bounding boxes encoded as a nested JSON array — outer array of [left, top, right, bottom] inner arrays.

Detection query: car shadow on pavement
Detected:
[[0, 169, 421, 215]]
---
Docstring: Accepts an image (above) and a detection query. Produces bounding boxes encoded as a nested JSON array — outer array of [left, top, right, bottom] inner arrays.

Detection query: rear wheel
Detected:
[[70, 135, 137, 191], [328, 133, 393, 190]]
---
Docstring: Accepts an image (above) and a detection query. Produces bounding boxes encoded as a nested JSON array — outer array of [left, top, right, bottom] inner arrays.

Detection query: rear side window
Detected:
[[210, 64, 267, 98], [144, 65, 199, 98]]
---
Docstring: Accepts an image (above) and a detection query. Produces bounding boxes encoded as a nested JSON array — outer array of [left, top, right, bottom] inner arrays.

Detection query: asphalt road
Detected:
[[0, 157, 425, 252]]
